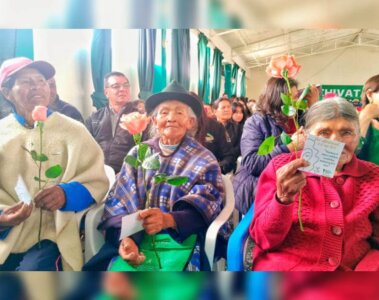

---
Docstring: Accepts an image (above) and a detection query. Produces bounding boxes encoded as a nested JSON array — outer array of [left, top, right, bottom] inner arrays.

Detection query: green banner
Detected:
[[321, 84, 363, 101]]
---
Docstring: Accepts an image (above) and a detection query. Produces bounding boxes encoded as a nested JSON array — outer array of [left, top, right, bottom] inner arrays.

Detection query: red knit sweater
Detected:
[[249, 153, 379, 271]]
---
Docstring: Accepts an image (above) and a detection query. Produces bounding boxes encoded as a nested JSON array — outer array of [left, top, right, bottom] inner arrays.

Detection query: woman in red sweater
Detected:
[[250, 98, 379, 271]]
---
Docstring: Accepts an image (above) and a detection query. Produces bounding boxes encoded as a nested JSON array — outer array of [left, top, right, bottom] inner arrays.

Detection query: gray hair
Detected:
[[148, 101, 198, 138], [304, 97, 359, 132], [104, 71, 128, 87]]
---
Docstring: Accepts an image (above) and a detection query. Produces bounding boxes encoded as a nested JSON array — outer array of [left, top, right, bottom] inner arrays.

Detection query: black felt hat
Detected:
[[145, 80, 202, 117]]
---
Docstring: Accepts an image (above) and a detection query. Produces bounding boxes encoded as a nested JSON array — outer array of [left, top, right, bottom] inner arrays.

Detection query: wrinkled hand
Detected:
[[119, 237, 145, 266], [289, 127, 306, 151], [276, 158, 309, 204], [139, 208, 176, 235], [0, 202, 33, 227], [305, 85, 320, 107], [34, 186, 66, 211]]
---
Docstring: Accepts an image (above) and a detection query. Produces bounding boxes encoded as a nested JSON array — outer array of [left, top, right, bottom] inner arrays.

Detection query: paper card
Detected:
[[298, 134, 345, 178], [119, 211, 144, 240], [15, 175, 32, 204]]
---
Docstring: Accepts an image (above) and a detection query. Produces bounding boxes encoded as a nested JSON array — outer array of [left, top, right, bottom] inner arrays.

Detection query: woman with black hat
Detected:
[[96, 81, 225, 271]]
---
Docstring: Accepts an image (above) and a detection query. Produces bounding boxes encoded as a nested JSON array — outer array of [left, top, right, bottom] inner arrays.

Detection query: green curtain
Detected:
[[153, 29, 167, 93], [211, 48, 223, 103], [90, 29, 112, 109], [15, 30, 34, 59], [231, 63, 239, 96], [198, 33, 211, 103], [223, 63, 232, 98], [240, 69, 246, 97], [0, 29, 34, 64], [170, 29, 190, 90], [138, 29, 156, 100]]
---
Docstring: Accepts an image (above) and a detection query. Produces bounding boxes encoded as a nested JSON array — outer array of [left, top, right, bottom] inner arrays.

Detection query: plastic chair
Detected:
[[84, 173, 235, 269], [84, 165, 115, 263], [204, 174, 236, 271], [76, 165, 116, 227], [226, 203, 254, 271], [227, 205, 271, 300]]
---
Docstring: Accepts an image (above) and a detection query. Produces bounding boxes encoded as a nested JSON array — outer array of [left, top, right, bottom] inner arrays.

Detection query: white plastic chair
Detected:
[[84, 173, 235, 270], [204, 174, 236, 271], [84, 165, 115, 263]]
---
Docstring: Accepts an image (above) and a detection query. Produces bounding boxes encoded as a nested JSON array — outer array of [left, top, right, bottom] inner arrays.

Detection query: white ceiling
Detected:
[[207, 29, 379, 69]]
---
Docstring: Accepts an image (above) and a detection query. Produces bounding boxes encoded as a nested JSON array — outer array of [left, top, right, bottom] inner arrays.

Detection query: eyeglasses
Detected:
[[108, 83, 130, 90]]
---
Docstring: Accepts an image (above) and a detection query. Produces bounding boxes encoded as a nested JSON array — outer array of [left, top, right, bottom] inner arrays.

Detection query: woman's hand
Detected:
[[139, 208, 176, 235], [276, 158, 309, 204], [0, 202, 33, 227], [288, 127, 306, 152], [305, 85, 320, 107], [34, 186, 66, 211], [119, 237, 145, 266], [362, 102, 379, 117], [359, 103, 379, 136]]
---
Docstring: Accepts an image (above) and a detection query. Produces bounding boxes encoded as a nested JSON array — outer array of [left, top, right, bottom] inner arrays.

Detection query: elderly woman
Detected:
[[94, 81, 224, 271], [357, 74, 379, 165], [250, 98, 379, 271], [0, 57, 108, 271]]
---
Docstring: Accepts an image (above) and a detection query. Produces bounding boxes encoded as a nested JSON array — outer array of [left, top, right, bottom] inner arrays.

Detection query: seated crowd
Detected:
[[0, 55, 379, 271]]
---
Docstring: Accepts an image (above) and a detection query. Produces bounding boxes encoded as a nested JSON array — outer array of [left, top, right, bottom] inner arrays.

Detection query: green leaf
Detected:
[[281, 105, 296, 117], [298, 85, 311, 101], [133, 133, 142, 145], [31, 150, 38, 161], [153, 173, 168, 184], [166, 176, 189, 186], [257, 136, 276, 155], [124, 155, 139, 168], [37, 153, 48, 162], [280, 132, 292, 145], [280, 93, 292, 106], [295, 99, 308, 111], [138, 144, 149, 162], [45, 164, 63, 179], [30, 150, 48, 162], [142, 153, 160, 170]]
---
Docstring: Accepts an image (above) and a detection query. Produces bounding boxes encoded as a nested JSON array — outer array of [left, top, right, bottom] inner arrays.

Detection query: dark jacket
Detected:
[[49, 96, 84, 123], [233, 113, 290, 214], [204, 117, 236, 174], [224, 120, 242, 161], [85, 102, 139, 173]]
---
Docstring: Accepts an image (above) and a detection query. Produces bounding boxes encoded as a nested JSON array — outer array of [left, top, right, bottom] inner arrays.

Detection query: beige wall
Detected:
[[33, 29, 94, 118], [33, 29, 141, 119], [246, 46, 379, 100]]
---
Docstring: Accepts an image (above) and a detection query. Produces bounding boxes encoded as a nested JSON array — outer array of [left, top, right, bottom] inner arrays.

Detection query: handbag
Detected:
[[108, 233, 197, 271]]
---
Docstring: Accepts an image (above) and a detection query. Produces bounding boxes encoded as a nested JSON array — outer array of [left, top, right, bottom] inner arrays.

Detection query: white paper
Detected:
[[119, 211, 144, 240], [298, 134, 345, 178], [15, 176, 32, 204]]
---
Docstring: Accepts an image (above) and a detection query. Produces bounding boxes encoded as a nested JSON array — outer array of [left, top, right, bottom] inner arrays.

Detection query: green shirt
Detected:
[[359, 125, 379, 165]]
